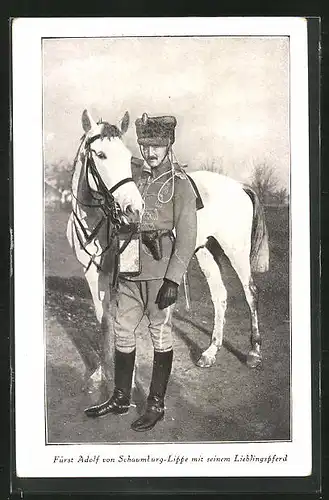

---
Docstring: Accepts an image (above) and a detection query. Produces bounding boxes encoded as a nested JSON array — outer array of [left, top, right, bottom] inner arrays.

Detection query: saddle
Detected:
[[186, 174, 204, 210]]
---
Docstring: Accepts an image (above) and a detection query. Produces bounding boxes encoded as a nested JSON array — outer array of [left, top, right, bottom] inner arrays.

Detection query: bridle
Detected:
[[71, 131, 138, 281], [85, 132, 135, 202]]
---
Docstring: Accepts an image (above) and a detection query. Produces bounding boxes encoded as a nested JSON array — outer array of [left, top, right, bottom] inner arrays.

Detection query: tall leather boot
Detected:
[[131, 349, 173, 432], [84, 349, 135, 417]]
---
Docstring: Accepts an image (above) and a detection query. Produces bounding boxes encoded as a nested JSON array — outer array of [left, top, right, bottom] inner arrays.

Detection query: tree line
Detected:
[[200, 160, 289, 206], [45, 159, 289, 207]]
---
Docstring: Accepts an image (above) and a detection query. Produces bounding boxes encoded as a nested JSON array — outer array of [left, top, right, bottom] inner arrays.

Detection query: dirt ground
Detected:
[[45, 206, 290, 444]]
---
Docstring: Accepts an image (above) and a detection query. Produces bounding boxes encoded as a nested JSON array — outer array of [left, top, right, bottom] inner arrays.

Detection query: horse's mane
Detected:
[[98, 121, 122, 140]]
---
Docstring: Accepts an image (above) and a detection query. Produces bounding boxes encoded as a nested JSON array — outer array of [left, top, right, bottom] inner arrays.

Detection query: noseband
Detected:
[[71, 132, 138, 280]]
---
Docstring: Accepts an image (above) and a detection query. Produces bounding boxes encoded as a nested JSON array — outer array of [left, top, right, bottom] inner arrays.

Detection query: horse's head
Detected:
[[80, 109, 144, 217]]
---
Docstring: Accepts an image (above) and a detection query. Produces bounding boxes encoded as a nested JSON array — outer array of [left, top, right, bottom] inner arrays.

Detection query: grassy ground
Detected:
[[45, 206, 290, 443]]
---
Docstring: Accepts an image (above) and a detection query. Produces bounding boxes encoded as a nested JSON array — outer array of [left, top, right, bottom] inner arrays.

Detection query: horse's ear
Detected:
[[119, 111, 130, 135], [82, 109, 97, 133]]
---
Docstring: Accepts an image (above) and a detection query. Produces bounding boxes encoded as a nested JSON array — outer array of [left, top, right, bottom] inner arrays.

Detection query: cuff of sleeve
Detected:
[[163, 277, 178, 287], [164, 269, 184, 286]]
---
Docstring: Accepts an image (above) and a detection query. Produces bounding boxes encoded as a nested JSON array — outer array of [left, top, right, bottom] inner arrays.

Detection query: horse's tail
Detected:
[[243, 185, 270, 273]]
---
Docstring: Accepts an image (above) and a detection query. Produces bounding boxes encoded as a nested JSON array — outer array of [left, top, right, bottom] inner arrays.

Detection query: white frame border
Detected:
[[12, 17, 311, 478]]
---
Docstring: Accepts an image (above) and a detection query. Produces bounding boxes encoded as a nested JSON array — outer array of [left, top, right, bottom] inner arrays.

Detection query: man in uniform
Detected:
[[85, 112, 197, 432]]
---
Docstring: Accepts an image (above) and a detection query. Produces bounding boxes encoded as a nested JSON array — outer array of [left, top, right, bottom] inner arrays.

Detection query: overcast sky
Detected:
[[43, 36, 289, 187]]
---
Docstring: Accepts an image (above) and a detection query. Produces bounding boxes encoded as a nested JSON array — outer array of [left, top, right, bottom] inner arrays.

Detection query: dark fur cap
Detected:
[[135, 113, 177, 146]]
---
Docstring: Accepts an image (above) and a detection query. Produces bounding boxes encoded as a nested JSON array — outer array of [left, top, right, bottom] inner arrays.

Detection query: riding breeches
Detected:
[[113, 278, 174, 353]]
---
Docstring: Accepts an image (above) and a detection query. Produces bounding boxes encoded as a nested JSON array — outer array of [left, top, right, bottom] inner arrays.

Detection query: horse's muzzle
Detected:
[[122, 206, 142, 226], [125, 204, 134, 215]]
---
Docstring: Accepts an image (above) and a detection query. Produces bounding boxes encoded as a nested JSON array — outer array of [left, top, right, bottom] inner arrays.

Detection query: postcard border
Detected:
[[10, 16, 321, 495]]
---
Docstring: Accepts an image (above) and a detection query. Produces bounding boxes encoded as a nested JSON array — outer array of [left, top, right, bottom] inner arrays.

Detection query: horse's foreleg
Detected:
[[84, 265, 107, 324], [83, 266, 111, 389], [195, 247, 227, 368], [84, 267, 141, 397]]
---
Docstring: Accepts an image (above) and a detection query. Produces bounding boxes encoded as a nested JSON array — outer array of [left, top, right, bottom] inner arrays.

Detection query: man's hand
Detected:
[[155, 278, 179, 310]]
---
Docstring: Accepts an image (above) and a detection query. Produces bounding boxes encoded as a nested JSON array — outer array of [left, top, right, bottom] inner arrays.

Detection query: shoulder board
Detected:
[[174, 171, 188, 180], [131, 156, 144, 168], [174, 165, 188, 180], [175, 169, 188, 179]]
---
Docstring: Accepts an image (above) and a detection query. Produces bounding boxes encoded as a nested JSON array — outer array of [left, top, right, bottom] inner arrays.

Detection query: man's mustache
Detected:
[[148, 156, 158, 160]]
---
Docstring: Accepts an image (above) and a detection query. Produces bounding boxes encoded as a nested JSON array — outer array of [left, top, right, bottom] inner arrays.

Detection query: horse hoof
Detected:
[[196, 353, 216, 368], [82, 366, 106, 393], [246, 351, 262, 369]]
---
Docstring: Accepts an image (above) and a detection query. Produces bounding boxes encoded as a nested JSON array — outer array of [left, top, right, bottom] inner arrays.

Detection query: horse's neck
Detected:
[[71, 153, 84, 200], [71, 154, 103, 223]]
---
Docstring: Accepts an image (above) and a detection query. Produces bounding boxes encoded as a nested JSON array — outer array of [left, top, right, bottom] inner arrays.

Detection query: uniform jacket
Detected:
[[124, 157, 197, 285]]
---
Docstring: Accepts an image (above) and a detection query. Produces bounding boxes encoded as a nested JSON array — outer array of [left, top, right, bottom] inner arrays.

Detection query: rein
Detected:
[[71, 132, 137, 280], [86, 133, 134, 201]]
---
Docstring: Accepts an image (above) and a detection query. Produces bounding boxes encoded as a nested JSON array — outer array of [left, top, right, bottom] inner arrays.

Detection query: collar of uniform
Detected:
[[142, 159, 172, 179], [142, 161, 152, 176]]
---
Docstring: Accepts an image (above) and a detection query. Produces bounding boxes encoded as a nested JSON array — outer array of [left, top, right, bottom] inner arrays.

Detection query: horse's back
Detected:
[[189, 170, 254, 250], [190, 170, 252, 212], [189, 170, 245, 199]]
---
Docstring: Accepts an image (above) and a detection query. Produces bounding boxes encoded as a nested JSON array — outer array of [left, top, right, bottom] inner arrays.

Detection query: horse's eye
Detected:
[[96, 151, 107, 160]]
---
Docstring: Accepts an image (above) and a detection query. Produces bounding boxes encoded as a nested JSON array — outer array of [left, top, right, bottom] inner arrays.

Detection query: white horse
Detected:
[[67, 109, 269, 384]]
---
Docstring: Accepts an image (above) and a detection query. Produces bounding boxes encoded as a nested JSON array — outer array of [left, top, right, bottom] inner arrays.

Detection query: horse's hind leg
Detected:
[[195, 246, 227, 368], [229, 252, 262, 368]]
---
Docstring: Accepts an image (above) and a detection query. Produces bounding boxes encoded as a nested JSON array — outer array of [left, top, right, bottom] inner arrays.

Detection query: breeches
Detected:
[[113, 278, 174, 353]]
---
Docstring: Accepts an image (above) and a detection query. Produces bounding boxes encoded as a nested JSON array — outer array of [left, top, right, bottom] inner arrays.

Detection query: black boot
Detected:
[[131, 349, 173, 432], [84, 349, 135, 418]]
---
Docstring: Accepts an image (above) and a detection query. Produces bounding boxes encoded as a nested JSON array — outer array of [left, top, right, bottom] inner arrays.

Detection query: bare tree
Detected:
[[273, 187, 289, 205], [250, 163, 279, 204], [45, 159, 73, 191], [200, 157, 225, 174]]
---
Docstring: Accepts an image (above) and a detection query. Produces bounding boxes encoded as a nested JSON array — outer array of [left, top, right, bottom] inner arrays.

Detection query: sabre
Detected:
[[183, 272, 191, 312]]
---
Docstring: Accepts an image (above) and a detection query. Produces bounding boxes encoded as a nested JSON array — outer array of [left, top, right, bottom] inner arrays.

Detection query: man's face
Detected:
[[140, 144, 168, 168]]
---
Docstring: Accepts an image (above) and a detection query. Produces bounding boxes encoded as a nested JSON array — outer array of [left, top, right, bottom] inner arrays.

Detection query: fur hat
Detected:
[[135, 113, 177, 146]]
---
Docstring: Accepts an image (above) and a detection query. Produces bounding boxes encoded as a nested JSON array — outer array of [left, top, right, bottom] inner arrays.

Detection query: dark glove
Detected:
[[155, 278, 179, 310]]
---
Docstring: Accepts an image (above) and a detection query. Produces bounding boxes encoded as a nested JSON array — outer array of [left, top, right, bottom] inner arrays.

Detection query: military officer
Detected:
[[85, 113, 197, 432]]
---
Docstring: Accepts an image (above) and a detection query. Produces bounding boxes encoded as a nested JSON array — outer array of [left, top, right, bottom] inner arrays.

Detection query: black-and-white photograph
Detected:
[[43, 35, 289, 443], [12, 17, 313, 480]]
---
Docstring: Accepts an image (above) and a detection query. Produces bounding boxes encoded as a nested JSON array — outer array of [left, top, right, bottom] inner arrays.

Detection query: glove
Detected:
[[155, 278, 179, 310]]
